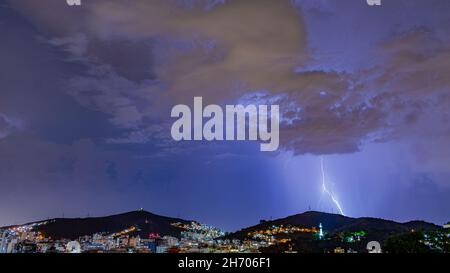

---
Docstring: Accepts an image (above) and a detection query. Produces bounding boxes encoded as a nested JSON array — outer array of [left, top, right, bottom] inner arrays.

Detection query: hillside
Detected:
[[228, 211, 440, 240], [3, 210, 192, 240]]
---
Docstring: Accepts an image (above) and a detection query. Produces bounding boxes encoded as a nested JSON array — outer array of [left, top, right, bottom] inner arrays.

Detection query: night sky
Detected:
[[1, 0, 449, 231]]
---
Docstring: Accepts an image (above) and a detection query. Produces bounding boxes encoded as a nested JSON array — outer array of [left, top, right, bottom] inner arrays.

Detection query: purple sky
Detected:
[[0, 0, 449, 231]]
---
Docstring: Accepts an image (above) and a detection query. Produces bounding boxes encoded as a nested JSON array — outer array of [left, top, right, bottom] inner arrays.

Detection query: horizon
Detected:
[[2, 209, 445, 233]]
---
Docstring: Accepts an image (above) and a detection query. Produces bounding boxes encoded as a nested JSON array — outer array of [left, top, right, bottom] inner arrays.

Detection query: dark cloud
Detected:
[[6, 0, 450, 157], [8, 0, 373, 154]]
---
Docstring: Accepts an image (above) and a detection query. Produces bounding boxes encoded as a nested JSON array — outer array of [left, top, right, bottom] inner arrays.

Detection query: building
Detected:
[[156, 245, 167, 253], [334, 247, 345, 254], [0, 231, 8, 253], [129, 236, 139, 248], [147, 241, 157, 253], [7, 238, 18, 253], [163, 236, 179, 247]]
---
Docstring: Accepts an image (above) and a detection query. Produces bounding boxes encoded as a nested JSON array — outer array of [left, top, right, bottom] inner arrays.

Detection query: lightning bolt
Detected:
[[320, 157, 345, 216]]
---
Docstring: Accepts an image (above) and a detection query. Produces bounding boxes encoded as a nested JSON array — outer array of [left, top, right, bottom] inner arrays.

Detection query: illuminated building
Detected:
[[0, 231, 7, 253], [7, 238, 18, 253], [334, 247, 345, 254], [156, 245, 167, 253]]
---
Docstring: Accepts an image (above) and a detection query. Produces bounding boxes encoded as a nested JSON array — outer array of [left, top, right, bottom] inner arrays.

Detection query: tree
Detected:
[[383, 232, 434, 253]]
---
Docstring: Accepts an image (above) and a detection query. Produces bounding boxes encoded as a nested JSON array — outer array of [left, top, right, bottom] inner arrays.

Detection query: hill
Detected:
[[3, 210, 192, 240], [228, 211, 440, 240]]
